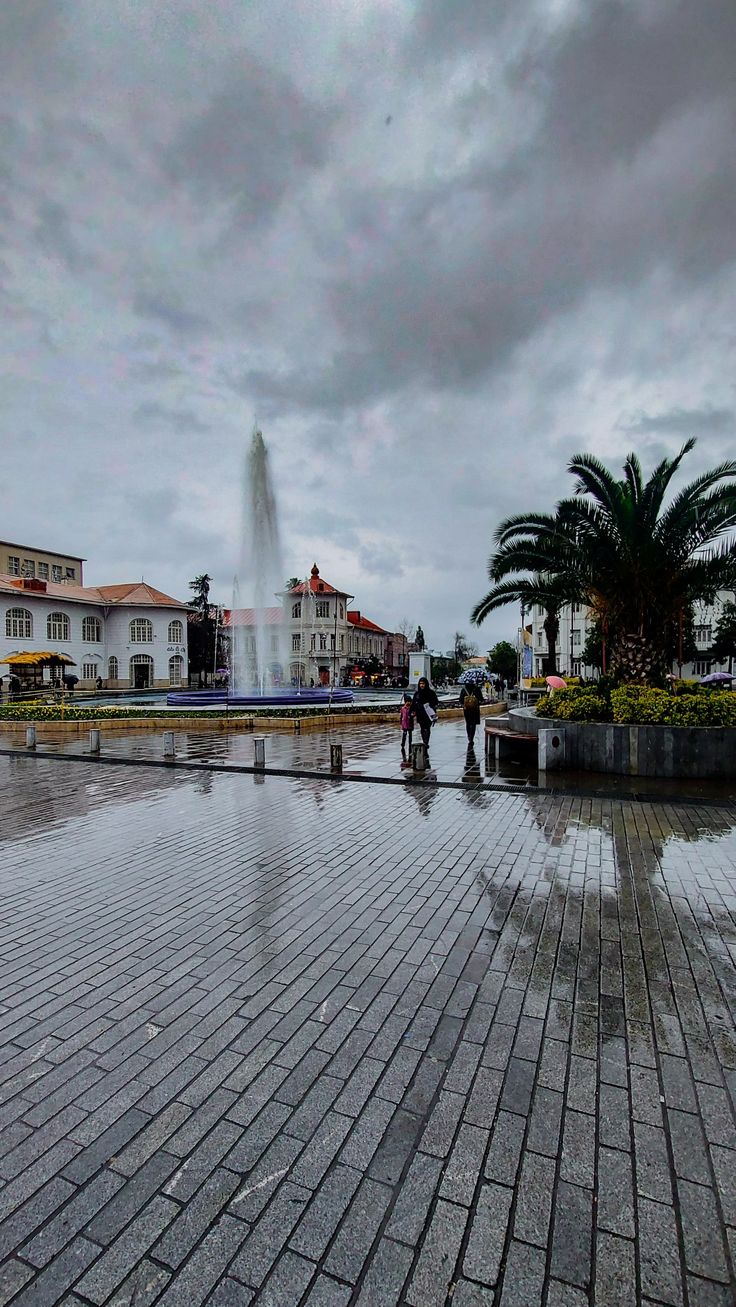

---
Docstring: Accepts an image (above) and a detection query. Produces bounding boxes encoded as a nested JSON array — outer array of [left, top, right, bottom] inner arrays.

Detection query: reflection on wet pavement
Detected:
[[1, 755, 735, 1302]]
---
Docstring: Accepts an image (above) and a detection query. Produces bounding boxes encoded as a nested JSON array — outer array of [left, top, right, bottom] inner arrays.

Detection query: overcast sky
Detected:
[[2, 0, 735, 652]]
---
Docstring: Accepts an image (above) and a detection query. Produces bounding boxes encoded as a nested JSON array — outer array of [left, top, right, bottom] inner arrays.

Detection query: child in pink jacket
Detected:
[[400, 694, 414, 755]]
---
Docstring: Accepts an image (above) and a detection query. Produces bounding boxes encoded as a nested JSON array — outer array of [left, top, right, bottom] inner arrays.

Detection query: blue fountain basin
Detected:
[[166, 688, 355, 708]]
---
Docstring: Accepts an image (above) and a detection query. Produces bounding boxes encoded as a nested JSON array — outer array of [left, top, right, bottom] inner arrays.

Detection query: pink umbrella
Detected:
[[545, 675, 567, 690]]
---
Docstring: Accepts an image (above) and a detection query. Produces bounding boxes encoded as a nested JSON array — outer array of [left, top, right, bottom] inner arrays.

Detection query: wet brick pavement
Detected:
[[1, 753, 736, 1304]]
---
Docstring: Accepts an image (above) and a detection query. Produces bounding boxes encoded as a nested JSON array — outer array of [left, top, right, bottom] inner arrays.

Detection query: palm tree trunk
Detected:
[[543, 610, 559, 675], [611, 633, 665, 684]]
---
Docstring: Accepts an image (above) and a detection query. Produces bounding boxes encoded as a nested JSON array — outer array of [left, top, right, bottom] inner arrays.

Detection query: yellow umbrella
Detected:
[[0, 651, 76, 666]]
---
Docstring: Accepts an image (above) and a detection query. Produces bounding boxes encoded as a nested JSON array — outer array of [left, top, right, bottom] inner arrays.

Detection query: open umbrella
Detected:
[[545, 675, 567, 690], [700, 671, 734, 684], [458, 667, 487, 686]]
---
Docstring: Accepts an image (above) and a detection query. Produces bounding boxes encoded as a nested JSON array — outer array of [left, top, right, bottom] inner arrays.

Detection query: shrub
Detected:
[[536, 688, 612, 722], [611, 686, 736, 726]]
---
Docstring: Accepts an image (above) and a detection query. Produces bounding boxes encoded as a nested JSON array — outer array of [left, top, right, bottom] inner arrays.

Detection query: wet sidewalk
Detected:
[[1, 754, 735, 1304]]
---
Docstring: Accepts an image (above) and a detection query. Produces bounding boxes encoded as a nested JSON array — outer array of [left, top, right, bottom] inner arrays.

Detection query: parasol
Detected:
[[545, 675, 567, 690], [458, 667, 487, 686], [0, 651, 76, 666], [700, 671, 734, 684]]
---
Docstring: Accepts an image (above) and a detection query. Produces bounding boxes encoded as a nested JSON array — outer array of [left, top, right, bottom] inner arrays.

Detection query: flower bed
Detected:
[[537, 685, 736, 727]]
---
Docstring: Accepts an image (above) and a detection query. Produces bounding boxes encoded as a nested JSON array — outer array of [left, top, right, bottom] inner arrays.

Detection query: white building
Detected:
[[1, 575, 189, 689], [224, 564, 396, 685], [528, 592, 734, 679]]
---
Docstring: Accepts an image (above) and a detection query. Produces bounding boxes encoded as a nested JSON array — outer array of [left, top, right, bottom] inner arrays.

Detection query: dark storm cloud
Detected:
[[134, 402, 210, 435], [162, 58, 337, 227], [133, 290, 211, 338], [34, 200, 84, 271], [620, 406, 736, 436]]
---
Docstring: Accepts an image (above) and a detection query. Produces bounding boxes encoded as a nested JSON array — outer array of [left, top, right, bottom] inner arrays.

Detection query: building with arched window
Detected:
[[0, 572, 188, 689]]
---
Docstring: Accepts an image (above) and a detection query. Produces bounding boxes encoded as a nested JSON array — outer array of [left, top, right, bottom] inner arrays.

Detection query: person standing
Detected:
[[460, 681, 484, 746], [412, 676, 439, 753], [399, 694, 414, 756]]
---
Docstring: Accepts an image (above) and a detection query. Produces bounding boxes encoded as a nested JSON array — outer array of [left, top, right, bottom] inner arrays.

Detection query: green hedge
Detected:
[[0, 701, 456, 724], [537, 685, 736, 726], [536, 688, 612, 721]]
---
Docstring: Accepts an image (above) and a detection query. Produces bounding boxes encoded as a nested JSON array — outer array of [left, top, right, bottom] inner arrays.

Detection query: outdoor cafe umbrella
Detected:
[[700, 671, 734, 684], [458, 667, 487, 686], [0, 651, 76, 667]]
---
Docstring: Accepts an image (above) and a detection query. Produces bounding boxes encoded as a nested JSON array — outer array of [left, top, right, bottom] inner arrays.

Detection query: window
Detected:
[[47, 611, 70, 641], [339, 604, 344, 618], [169, 655, 183, 686], [7, 556, 19, 575], [572, 629, 581, 646], [270, 635, 278, 653], [316, 601, 329, 618], [82, 616, 102, 642], [129, 618, 153, 643], [108, 656, 119, 680], [693, 660, 712, 677], [6, 607, 32, 639], [330, 634, 335, 649], [38, 562, 49, 579], [695, 626, 712, 645], [51, 565, 62, 582], [65, 567, 75, 579], [572, 603, 581, 613], [21, 559, 35, 578], [310, 634, 316, 651], [319, 633, 326, 651], [168, 619, 183, 643], [82, 661, 98, 680], [292, 634, 301, 652], [292, 603, 301, 619], [340, 635, 344, 650]]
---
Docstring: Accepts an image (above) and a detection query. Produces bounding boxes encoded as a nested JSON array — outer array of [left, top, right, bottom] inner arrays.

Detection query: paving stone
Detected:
[[550, 1180, 593, 1291], [449, 1281, 496, 1306], [677, 1178, 730, 1283], [405, 1198, 468, 1306], [85, 1151, 179, 1245], [289, 1165, 362, 1261], [597, 1146, 635, 1239], [154, 1214, 249, 1306], [439, 1122, 489, 1206], [463, 1182, 513, 1286], [512, 1152, 555, 1247], [154, 1168, 242, 1268], [483, 1111, 525, 1187], [385, 1151, 443, 1245], [323, 1176, 392, 1284], [229, 1181, 311, 1288], [525, 1086, 563, 1157], [20, 1167, 125, 1267], [638, 1196, 683, 1305], [9, 1236, 101, 1307], [498, 1239, 545, 1306], [594, 1231, 636, 1306], [302, 1275, 352, 1307], [634, 1120, 673, 1202]]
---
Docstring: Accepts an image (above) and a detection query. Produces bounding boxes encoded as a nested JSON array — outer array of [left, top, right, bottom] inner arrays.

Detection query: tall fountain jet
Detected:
[[230, 427, 286, 695], [167, 426, 353, 705]]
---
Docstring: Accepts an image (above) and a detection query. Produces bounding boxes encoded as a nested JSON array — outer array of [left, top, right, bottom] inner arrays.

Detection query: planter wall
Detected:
[[509, 708, 735, 779]]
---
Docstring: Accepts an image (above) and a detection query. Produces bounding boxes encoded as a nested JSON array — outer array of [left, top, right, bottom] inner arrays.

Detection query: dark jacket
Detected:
[[412, 683, 439, 730], [459, 684, 484, 725]]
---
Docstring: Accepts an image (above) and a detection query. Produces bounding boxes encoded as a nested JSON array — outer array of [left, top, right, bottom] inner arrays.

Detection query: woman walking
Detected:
[[459, 681, 484, 746], [412, 676, 439, 754]]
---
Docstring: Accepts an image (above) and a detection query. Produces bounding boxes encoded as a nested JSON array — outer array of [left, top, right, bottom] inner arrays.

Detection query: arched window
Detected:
[[129, 618, 153, 643], [168, 655, 183, 686], [82, 660, 99, 680], [82, 616, 102, 642], [168, 619, 183, 643], [108, 656, 119, 681], [129, 653, 154, 687], [292, 602, 301, 619], [5, 607, 32, 639], [47, 612, 70, 641]]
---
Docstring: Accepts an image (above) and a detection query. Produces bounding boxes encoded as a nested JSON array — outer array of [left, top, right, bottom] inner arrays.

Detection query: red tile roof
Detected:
[[222, 607, 283, 627], [0, 574, 186, 607], [347, 610, 388, 634], [287, 563, 352, 598]]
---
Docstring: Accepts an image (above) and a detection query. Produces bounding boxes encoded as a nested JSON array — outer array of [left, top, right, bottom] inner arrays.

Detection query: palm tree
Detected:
[[472, 441, 736, 683], [472, 569, 574, 675]]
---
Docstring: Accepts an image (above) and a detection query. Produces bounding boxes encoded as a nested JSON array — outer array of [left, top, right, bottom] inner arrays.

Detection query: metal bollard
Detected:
[[89, 729, 101, 754], [163, 732, 175, 758], [25, 726, 36, 749], [411, 741, 428, 772], [330, 743, 343, 773], [253, 735, 266, 767]]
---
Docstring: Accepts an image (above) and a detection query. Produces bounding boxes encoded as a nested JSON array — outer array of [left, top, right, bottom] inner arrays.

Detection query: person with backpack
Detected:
[[459, 681, 484, 745]]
